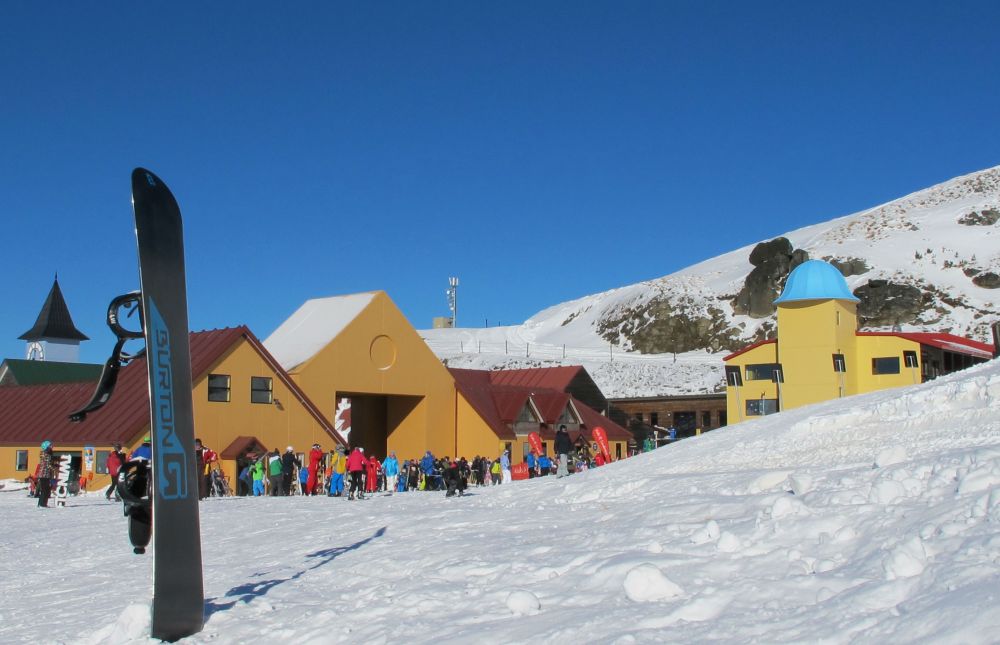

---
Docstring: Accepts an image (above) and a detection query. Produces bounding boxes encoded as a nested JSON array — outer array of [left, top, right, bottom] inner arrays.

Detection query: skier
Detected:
[[555, 425, 572, 478], [251, 458, 265, 496], [105, 442, 127, 500], [420, 451, 436, 490], [382, 451, 399, 495], [500, 450, 511, 484], [346, 446, 366, 500], [281, 447, 300, 496], [306, 443, 324, 495], [36, 441, 55, 508], [526, 451, 537, 478], [443, 460, 462, 497], [327, 446, 346, 497], [538, 451, 552, 476], [130, 436, 152, 461], [267, 449, 282, 496], [365, 454, 380, 494]]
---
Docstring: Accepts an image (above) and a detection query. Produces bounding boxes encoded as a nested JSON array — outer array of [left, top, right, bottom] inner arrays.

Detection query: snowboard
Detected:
[[132, 168, 205, 641]]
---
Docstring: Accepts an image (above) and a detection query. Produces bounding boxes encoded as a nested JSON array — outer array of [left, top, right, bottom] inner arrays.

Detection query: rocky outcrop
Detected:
[[958, 209, 1000, 226], [828, 257, 870, 277], [597, 301, 743, 354], [853, 280, 928, 327], [972, 272, 1000, 289], [731, 238, 808, 318]]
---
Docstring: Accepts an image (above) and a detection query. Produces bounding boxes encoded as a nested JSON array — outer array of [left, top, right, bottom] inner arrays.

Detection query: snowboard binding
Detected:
[[68, 292, 146, 422], [117, 459, 153, 554]]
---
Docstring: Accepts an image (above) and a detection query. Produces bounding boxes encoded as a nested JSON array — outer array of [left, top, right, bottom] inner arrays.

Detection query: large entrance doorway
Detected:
[[337, 393, 423, 459]]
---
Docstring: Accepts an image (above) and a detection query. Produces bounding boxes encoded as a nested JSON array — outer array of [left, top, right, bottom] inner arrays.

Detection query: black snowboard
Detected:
[[132, 168, 205, 641]]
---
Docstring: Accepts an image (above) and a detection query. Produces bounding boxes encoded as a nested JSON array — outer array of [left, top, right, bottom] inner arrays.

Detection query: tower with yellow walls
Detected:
[[773, 260, 860, 409]]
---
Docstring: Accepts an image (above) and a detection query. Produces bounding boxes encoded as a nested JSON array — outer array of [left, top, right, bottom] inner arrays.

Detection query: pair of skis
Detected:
[[70, 169, 204, 642]]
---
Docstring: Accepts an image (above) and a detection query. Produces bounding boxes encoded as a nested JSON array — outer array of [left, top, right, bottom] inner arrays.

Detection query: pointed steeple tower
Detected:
[[18, 276, 89, 362]]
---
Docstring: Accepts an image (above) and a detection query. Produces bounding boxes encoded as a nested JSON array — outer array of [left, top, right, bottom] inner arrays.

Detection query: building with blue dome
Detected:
[[724, 260, 994, 422]]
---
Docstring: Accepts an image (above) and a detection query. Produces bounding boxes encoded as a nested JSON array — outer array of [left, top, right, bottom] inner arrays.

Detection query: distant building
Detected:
[[608, 393, 727, 442], [724, 260, 995, 423]]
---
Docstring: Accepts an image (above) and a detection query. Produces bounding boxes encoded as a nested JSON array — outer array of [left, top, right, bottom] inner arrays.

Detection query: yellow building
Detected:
[[0, 327, 343, 490], [724, 260, 995, 423], [263, 292, 632, 464]]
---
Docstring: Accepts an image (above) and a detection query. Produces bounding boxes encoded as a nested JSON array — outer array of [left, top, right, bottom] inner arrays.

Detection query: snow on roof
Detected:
[[264, 293, 377, 371]]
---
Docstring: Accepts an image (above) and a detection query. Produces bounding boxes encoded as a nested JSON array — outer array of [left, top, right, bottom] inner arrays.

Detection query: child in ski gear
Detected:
[[37, 441, 55, 507], [538, 452, 552, 476], [365, 455, 379, 494]]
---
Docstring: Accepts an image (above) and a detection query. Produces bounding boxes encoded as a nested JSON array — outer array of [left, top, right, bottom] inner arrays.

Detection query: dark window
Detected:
[[557, 405, 577, 424], [95, 450, 110, 475], [208, 374, 231, 402], [650, 412, 659, 427], [745, 363, 779, 381], [522, 442, 531, 459], [746, 399, 779, 416], [634, 412, 643, 422], [517, 404, 538, 423], [872, 357, 901, 375], [15, 450, 28, 471], [702, 411, 712, 428], [251, 376, 273, 404]]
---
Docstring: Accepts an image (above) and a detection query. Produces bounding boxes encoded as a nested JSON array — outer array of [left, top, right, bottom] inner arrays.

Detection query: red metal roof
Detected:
[[448, 367, 631, 442], [488, 365, 584, 390], [723, 339, 777, 362], [0, 327, 345, 448], [856, 331, 995, 359]]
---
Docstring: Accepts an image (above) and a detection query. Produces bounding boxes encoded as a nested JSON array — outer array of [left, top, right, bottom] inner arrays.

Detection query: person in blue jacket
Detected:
[[382, 451, 399, 495], [526, 451, 537, 478], [537, 451, 552, 477], [420, 451, 436, 490]]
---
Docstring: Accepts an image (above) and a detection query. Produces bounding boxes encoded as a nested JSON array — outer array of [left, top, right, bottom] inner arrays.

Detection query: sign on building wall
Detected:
[[335, 397, 352, 442], [84, 446, 95, 472]]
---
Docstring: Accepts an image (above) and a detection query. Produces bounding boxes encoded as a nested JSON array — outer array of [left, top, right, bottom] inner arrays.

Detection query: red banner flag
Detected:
[[528, 431, 543, 456], [593, 426, 611, 462]]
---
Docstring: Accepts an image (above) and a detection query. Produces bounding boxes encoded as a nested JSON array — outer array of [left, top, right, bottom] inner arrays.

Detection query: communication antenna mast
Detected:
[[447, 277, 459, 328]]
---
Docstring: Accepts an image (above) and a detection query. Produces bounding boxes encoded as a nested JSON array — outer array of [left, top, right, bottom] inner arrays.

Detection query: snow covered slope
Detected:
[[422, 165, 1000, 397], [3, 357, 1000, 643]]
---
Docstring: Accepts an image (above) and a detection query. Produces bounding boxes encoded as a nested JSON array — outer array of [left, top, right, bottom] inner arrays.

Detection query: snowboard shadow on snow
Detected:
[[204, 526, 387, 617]]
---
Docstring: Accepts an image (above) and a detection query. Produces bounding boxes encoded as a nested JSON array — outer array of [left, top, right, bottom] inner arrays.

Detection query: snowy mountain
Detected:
[[4, 354, 1000, 643], [422, 165, 1000, 398]]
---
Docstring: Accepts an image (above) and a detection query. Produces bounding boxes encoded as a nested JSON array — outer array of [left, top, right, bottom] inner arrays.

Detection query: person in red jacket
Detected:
[[306, 444, 324, 495], [346, 447, 366, 500], [105, 442, 127, 500], [365, 454, 379, 494]]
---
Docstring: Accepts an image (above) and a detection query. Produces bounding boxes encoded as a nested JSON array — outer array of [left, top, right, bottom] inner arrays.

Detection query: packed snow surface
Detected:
[[4, 359, 1000, 643]]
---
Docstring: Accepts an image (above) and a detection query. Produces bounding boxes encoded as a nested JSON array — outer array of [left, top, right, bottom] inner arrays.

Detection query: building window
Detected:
[[872, 357, 901, 375], [746, 399, 778, 416], [634, 412, 643, 423], [208, 374, 231, 402], [745, 363, 779, 381], [702, 411, 712, 428], [15, 450, 28, 471], [557, 405, 578, 425], [251, 376, 273, 404], [522, 442, 531, 459], [95, 450, 110, 475], [650, 412, 659, 427]]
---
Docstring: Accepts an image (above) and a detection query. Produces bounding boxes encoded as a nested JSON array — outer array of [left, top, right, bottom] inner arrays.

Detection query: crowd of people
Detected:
[[29, 426, 609, 505]]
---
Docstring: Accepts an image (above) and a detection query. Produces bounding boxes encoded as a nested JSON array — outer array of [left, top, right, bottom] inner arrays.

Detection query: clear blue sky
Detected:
[[2, 2, 999, 364]]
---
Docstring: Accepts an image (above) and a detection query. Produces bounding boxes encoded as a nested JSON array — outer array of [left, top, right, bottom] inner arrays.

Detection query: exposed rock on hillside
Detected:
[[597, 301, 742, 354], [731, 237, 808, 318], [973, 272, 1000, 289], [958, 209, 1000, 226], [853, 280, 928, 328]]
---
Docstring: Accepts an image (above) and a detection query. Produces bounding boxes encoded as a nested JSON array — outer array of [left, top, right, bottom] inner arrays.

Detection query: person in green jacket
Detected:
[[251, 458, 265, 496], [267, 449, 283, 496]]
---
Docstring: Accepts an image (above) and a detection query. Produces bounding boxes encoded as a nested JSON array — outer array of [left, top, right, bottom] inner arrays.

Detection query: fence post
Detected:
[[526, 343, 530, 357], [563, 344, 566, 359], [610, 344, 613, 362]]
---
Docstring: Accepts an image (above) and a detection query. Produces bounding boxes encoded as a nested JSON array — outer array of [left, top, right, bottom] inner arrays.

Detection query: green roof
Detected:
[[0, 359, 103, 387]]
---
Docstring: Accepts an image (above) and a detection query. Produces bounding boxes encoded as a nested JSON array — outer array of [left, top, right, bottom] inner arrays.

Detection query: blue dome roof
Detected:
[[774, 260, 860, 304]]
